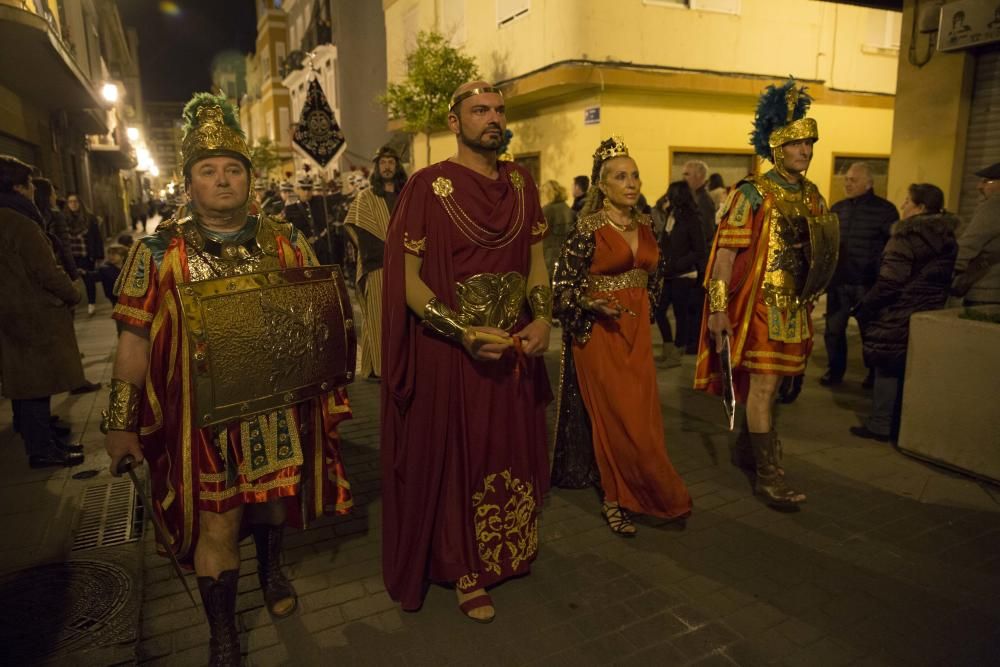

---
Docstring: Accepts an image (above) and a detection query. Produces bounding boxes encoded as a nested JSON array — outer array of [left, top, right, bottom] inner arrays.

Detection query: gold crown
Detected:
[[181, 104, 252, 174], [450, 86, 503, 109], [594, 135, 629, 162]]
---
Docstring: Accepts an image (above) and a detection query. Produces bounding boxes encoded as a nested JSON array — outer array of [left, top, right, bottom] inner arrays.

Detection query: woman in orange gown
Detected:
[[552, 136, 691, 535]]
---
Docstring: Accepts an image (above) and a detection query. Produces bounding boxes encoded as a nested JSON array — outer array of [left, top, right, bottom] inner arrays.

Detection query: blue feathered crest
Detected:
[[182, 92, 244, 137], [750, 79, 812, 160]]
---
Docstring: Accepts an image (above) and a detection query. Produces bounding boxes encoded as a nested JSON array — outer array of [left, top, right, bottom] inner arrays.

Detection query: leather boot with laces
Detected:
[[749, 431, 805, 508], [253, 523, 297, 617], [196, 569, 241, 667]]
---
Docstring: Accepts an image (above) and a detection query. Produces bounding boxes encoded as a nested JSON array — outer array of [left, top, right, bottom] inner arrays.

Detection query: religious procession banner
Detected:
[[292, 77, 346, 168]]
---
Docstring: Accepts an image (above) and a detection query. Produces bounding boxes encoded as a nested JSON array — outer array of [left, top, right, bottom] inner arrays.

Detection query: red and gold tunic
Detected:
[[381, 160, 552, 610], [694, 170, 828, 403], [113, 214, 352, 564]]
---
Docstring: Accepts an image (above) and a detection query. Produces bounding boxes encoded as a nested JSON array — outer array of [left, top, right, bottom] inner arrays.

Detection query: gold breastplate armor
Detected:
[[754, 177, 837, 312], [176, 216, 285, 282], [454, 272, 527, 331]]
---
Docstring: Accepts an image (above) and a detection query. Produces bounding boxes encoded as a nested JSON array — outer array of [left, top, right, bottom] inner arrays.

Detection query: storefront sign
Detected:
[[938, 0, 1000, 52]]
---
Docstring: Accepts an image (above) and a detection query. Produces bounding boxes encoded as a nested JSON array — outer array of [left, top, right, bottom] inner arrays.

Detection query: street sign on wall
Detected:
[[584, 106, 600, 125]]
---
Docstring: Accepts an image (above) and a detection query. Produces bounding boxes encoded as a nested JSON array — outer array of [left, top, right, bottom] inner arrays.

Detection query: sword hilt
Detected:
[[116, 454, 138, 476]]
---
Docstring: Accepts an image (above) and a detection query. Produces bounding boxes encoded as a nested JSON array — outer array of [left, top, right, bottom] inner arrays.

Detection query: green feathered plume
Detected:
[[182, 92, 244, 138]]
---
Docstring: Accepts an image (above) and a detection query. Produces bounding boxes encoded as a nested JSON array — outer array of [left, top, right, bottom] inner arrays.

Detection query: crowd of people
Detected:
[[0, 75, 997, 665]]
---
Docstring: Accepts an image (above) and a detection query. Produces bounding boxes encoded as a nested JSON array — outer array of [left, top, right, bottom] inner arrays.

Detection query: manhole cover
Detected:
[[0, 560, 132, 659]]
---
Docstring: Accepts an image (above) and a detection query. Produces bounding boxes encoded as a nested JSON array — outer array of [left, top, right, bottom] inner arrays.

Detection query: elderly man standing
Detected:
[[345, 145, 408, 380], [953, 162, 1000, 306], [104, 94, 353, 666], [381, 80, 552, 621], [822, 162, 897, 387]]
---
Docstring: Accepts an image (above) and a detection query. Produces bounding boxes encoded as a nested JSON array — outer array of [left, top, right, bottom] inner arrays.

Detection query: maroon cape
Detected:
[[380, 160, 552, 610]]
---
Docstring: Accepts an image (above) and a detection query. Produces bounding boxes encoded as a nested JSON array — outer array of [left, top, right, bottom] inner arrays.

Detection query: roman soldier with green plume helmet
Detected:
[[105, 92, 355, 666]]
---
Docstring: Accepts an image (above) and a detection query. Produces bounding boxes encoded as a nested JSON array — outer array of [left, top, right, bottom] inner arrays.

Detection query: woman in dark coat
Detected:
[[32, 177, 78, 279], [853, 183, 959, 441], [652, 180, 707, 366]]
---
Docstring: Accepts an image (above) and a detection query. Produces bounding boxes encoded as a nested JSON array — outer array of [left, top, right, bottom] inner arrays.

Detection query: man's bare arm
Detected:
[[104, 327, 150, 473], [707, 248, 736, 352]]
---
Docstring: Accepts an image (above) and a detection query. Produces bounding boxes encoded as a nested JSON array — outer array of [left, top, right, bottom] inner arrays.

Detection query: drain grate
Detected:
[[72, 478, 144, 550]]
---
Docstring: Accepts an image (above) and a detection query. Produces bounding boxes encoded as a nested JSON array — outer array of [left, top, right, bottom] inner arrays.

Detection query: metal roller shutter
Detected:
[[0, 132, 39, 167], [958, 46, 1000, 225]]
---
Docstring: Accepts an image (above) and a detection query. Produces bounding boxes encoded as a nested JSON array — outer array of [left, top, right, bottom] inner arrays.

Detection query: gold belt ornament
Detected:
[[454, 272, 527, 331], [588, 268, 649, 292], [176, 265, 356, 427]]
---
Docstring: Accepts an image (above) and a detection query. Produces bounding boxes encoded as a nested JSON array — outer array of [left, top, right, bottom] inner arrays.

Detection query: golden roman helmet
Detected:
[[751, 80, 818, 162], [181, 93, 253, 177], [768, 86, 818, 149]]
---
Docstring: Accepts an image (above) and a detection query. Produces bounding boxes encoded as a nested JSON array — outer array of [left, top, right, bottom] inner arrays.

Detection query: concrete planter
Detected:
[[898, 306, 1000, 484]]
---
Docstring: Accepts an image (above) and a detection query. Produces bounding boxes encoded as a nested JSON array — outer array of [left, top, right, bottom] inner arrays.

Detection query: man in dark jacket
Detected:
[[822, 162, 897, 387]]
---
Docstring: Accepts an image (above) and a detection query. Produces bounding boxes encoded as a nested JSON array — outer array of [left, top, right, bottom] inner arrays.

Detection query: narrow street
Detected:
[[1, 292, 997, 665]]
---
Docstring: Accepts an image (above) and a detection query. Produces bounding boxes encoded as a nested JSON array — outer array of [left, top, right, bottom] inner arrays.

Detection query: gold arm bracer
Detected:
[[101, 378, 142, 433], [528, 284, 553, 325], [422, 297, 469, 344], [708, 279, 729, 313]]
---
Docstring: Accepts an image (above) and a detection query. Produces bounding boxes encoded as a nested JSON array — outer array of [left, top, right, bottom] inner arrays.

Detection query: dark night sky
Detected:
[[117, 0, 257, 102]]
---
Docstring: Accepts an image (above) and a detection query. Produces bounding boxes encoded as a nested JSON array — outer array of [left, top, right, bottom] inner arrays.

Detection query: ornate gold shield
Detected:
[[176, 266, 356, 427], [800, 213, 840, 305]]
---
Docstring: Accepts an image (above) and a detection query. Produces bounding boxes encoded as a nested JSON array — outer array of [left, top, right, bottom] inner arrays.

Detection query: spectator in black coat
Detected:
[[571, 175, 589, 216], [852, 184, 959, 442], [822, 162, 897, 387], [654, 181, 707, 366]]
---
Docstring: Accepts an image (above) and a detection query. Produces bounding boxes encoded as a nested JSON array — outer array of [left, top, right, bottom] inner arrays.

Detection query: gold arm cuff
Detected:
[[528, 284, 553, 324], [708, 279, 729, 313], [101, 378, 141, 433], [422, 297, 468, 344]]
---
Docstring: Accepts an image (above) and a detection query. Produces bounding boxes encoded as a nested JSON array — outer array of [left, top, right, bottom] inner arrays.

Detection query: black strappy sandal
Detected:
[[601, 502, 637, 537]]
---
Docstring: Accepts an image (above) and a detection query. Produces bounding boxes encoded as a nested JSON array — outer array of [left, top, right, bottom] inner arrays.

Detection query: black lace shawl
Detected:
[[549, 212, 664, 489]]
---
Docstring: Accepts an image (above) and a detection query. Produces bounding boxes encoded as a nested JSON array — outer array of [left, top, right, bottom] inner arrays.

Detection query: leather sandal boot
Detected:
[[252, 524, 297, 618], [749, 432, 805, 508], [197, 569, 241, 667]]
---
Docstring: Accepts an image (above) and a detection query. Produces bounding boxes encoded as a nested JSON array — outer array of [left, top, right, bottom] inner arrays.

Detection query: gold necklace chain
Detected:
[[435, 174, 526, 249], [605, 210, 637, 232]]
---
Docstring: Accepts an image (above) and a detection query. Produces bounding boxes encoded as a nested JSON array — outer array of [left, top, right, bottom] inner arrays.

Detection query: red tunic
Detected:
[[381, 160, 552, 610], [694, 172, 827, 403], [113, 215, 352, 565]]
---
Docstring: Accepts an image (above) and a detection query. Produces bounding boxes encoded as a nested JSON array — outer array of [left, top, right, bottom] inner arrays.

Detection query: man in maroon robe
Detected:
[[381, 81, 553, 622]]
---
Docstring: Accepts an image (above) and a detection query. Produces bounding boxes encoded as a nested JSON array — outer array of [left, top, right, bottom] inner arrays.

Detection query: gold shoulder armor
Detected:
[[637, 212, 653, 228], [575, 211, 607, 236]]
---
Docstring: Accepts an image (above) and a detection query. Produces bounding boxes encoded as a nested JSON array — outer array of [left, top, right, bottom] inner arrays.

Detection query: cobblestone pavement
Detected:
[[2, 294, 999, 666], [133, 321, 1000, 666]]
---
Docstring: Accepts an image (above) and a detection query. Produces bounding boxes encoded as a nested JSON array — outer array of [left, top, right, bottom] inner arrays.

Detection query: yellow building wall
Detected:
[[886, 0, 974, 210], [385, 0, 899, 95], [413, 87, 894, 208]]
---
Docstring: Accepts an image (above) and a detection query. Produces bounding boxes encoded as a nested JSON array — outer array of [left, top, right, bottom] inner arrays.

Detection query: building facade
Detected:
[[383, 0, 901, 204], [0, 0, 143, 234]]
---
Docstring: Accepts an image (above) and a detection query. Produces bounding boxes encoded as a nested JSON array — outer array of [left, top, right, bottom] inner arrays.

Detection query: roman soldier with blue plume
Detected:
[[694, 79, 839, 509]]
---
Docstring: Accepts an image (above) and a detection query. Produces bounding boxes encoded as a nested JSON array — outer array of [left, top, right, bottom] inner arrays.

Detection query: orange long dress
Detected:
[[571, 222, 692, 519]]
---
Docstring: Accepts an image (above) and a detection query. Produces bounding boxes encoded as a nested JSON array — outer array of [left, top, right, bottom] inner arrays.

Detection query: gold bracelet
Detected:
[[528, 284, 553, 325], [101, 378, 141, 433], [708, 279, 729, 313], [422, 297, 468, 343]]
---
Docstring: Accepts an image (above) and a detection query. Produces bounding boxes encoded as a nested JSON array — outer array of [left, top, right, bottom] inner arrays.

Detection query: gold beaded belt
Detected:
[[588, 268, 649, 292]]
